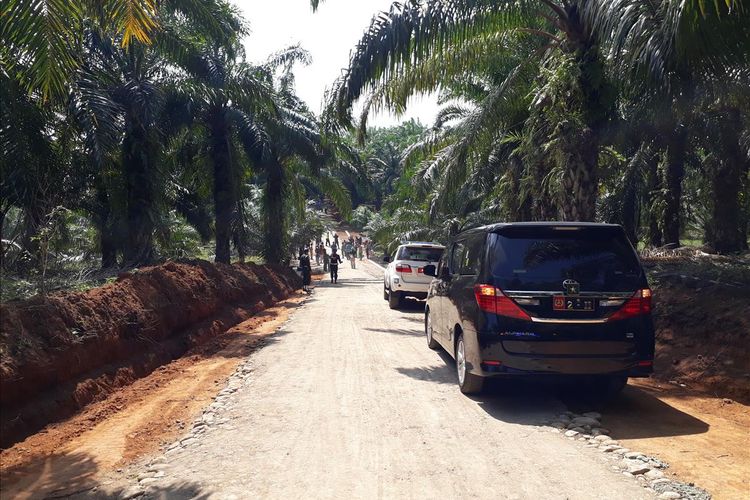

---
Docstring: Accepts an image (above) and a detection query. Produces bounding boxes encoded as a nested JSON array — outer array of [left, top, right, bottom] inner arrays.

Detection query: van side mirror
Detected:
[[423, 264, 436, 277]]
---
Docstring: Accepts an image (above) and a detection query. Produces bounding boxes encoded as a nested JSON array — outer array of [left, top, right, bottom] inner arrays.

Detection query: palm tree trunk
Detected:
[[122, 122, 155, 265], [263, 159, 285, 264], [560, 126, 599, 221], [556, 15, 612, 223], [92, 178, 118, 268], [740, 162, 750, 251], [663, 129, 686, 247], [209, 108, 234, 265], [646, 152, 663, 247], [707, 107, 746, 253]]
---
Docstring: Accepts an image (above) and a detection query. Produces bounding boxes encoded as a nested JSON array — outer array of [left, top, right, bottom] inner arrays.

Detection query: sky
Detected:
[[233, 0, 439, 128]]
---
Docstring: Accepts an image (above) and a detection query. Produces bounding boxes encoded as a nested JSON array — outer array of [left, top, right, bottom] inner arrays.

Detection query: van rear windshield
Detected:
[[488, 228, 643, 291]]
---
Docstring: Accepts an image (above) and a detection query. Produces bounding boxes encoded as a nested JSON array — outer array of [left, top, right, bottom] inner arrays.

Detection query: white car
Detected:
[[383, 242, 445, 309]]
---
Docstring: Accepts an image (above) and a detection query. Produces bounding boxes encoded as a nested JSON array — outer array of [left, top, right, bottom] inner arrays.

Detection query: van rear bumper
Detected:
[[471, 326, 654, 378], [476, 352, 653, 378]]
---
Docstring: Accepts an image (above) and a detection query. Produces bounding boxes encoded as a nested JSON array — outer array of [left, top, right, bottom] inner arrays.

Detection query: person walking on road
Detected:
[[345, 241, 356, 269], [323, 247, 330, 272], [329, 249, 343, 283], [333, 233, 339, 249], [298, 248, 312, 293]]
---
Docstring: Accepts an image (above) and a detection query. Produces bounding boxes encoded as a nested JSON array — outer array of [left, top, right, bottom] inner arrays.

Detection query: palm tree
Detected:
[[327, 0, 619, 221], [582, 0, 750, 249], [254, 78, 355, 264], [0, 0, 236, 100], [170, 38, 354, 263], [65, 3, 243, 265]]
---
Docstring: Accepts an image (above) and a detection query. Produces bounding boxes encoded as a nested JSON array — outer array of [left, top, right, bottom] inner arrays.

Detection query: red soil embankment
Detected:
[[649, 274, 750, 404], [0, 260, 300, 448]]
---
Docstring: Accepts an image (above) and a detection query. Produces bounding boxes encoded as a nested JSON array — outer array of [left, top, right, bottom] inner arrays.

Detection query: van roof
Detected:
[[399, 241, 445, 247], [458, 221, 623, 236]]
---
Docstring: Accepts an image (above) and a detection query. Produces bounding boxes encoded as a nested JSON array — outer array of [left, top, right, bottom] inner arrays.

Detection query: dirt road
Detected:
[[79, 261, 655, 499]]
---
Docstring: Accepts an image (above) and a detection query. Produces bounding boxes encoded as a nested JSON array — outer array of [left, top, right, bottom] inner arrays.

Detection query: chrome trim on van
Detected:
[[504, 291, 634, 299], [529, 317, 609, 324]]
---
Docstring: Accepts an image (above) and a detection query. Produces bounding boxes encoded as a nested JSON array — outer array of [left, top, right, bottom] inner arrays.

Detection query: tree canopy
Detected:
[[1, 0, 748, 299]]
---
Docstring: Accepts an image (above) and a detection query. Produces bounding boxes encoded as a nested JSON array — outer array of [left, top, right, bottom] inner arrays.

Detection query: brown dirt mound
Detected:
[[650, 273, 750, 404], [0, 260, 300, 448]]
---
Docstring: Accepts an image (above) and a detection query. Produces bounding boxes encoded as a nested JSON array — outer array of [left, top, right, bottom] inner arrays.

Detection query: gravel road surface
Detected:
[[111, 262, 652, 499]]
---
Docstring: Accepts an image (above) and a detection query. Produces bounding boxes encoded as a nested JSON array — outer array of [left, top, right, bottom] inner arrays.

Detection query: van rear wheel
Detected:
[[586, 375, 628, 400], [456, 333, 483, 394]]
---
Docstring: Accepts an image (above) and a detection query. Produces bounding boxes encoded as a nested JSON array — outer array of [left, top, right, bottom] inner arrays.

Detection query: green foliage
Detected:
[[1, 0, 358, 297], [330, 0, 750, 255], [348, 205, 376, 230]]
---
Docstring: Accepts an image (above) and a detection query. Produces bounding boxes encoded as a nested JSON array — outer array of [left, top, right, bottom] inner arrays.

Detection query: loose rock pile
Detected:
[[542, 411, 711, 500]]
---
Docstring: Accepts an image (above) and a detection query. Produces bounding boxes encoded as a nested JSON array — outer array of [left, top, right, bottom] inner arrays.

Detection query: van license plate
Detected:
[[553, 296, 595, 311]]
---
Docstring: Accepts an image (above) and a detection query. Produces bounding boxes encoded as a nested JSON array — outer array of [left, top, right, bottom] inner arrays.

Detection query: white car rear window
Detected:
[[397, 246, 444, 262]]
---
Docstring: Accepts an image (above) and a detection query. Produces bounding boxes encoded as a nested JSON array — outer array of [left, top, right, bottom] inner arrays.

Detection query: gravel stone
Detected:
[[652, 480, 711, 500], [650, 479, 671, 486], [621, 459, 651, 475], [657, 493, 681, 499], [118, 486, 144, 499], [582, 412, 602, 419], [564, 430, 579, 438], [571, 416, 600, 427], [628, 464, 651, 475]]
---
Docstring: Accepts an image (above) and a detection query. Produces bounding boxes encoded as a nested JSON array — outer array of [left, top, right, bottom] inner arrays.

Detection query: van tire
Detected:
[[456, 333, 483, 394]]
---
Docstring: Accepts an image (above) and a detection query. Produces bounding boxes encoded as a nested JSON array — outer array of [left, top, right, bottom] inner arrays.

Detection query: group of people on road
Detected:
[[297, 231, 373, 289]]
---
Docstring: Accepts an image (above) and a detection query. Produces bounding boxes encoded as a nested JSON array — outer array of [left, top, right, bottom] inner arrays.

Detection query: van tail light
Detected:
[[608, 289, 652, 321], [474, 285, 531, 321], [395, 264, 412, 274]]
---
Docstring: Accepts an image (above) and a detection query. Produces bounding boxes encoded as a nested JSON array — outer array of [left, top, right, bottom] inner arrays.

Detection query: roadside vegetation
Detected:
[[1, 0, 359, 299], [327, 0, 750, 259], [2, 0, 749, 300]]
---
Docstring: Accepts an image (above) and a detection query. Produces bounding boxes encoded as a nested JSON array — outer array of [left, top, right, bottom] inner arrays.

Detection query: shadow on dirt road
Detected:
[[0, 450, 209, 499], [393, 345, 710, 440]]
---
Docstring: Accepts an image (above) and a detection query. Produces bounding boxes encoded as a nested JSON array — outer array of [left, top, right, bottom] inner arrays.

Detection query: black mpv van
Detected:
[[423, 222, 654, 394]]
